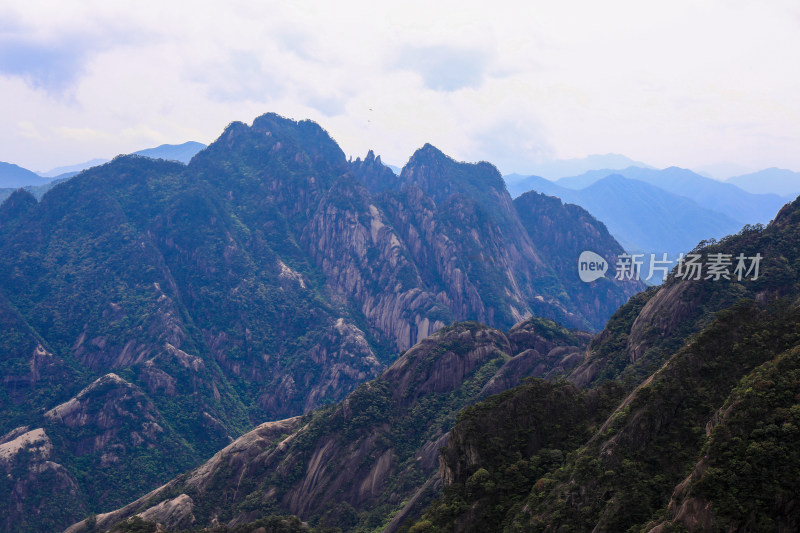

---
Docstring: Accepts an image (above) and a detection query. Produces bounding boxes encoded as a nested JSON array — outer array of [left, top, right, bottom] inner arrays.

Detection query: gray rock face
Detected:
[[0, 427, 86, 529], [297, 136, 638, 354], [42, 373, 186, 461], [68, 317, 590, 532], [302, 176, 447, 350], [626, 281, 696, 362], [136, 494, 195, 530]]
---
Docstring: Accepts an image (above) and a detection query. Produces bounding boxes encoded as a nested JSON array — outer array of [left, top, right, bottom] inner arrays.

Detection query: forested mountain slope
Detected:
[[0, 113, 640, 531]]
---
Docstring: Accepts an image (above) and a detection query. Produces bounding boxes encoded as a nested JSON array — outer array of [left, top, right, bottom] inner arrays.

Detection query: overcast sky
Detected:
[[2, 0, 799, 176]]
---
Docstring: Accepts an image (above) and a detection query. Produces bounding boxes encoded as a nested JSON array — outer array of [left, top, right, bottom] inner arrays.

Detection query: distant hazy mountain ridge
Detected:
[[558, 165, 787, 225], [505, 165, 793, 284], [0, 161, 50, 188], [132, 141, 207, 164], [726, 167, 800, 197], [0, 141, 208, 205]]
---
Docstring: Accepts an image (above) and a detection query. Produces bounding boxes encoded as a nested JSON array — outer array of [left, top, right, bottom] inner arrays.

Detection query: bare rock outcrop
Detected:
[[0, 427, 85, 529]]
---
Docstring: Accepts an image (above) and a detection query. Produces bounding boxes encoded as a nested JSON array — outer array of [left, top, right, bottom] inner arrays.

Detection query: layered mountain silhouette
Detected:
[[0, 141, 208, 205], [555, 166, 787, 226], [38, 158, 110, 178], [727, 167, 800, 197], [0, 161, 50, 189], [506, 173, 744, 262], [503, 153, 652, 180], [0, 113, 641, 531]]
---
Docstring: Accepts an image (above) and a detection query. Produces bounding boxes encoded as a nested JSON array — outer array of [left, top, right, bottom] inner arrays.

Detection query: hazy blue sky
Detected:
[[2, 0, 799, 176]]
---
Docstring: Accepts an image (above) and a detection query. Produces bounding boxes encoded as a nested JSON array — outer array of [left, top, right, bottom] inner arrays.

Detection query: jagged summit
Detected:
[[350, 149, 397, 193], [359, 148, 384, 166]]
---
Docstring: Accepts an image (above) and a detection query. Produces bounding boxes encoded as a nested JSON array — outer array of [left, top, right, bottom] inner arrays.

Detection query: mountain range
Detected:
[[3, 114, 798, 532], [0, 142, 208, 205], [552, 165, 789, 225], [130, 141, 207, 165], [63, 191, 800, 532], [506, 174, 743, 266], [506, 166, 794, 284], [503, 153, 653, 180], [0, 113, 642, 531], [38, 158, 111, 179]]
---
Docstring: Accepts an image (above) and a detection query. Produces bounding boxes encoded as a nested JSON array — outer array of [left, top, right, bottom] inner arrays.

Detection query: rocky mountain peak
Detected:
[[250, 112, 347, 166], [401, 143, 506, 202], [359, 149, 385, 168]]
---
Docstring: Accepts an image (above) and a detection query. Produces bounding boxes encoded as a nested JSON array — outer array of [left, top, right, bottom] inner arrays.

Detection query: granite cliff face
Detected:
[[355, 146, 643, 336], [301, 174, 447, 350]]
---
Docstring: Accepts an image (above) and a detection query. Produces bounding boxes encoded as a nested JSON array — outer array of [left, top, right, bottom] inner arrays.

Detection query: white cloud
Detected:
[[0, 0, 799, 175], [391, 45, 491, 92]]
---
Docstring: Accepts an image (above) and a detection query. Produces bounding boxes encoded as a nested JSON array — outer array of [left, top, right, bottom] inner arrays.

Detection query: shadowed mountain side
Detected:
[[513, 190, 642, 329]]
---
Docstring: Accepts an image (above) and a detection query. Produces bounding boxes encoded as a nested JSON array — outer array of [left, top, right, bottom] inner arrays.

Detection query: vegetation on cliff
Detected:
[[409, 197, 800, 532]]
